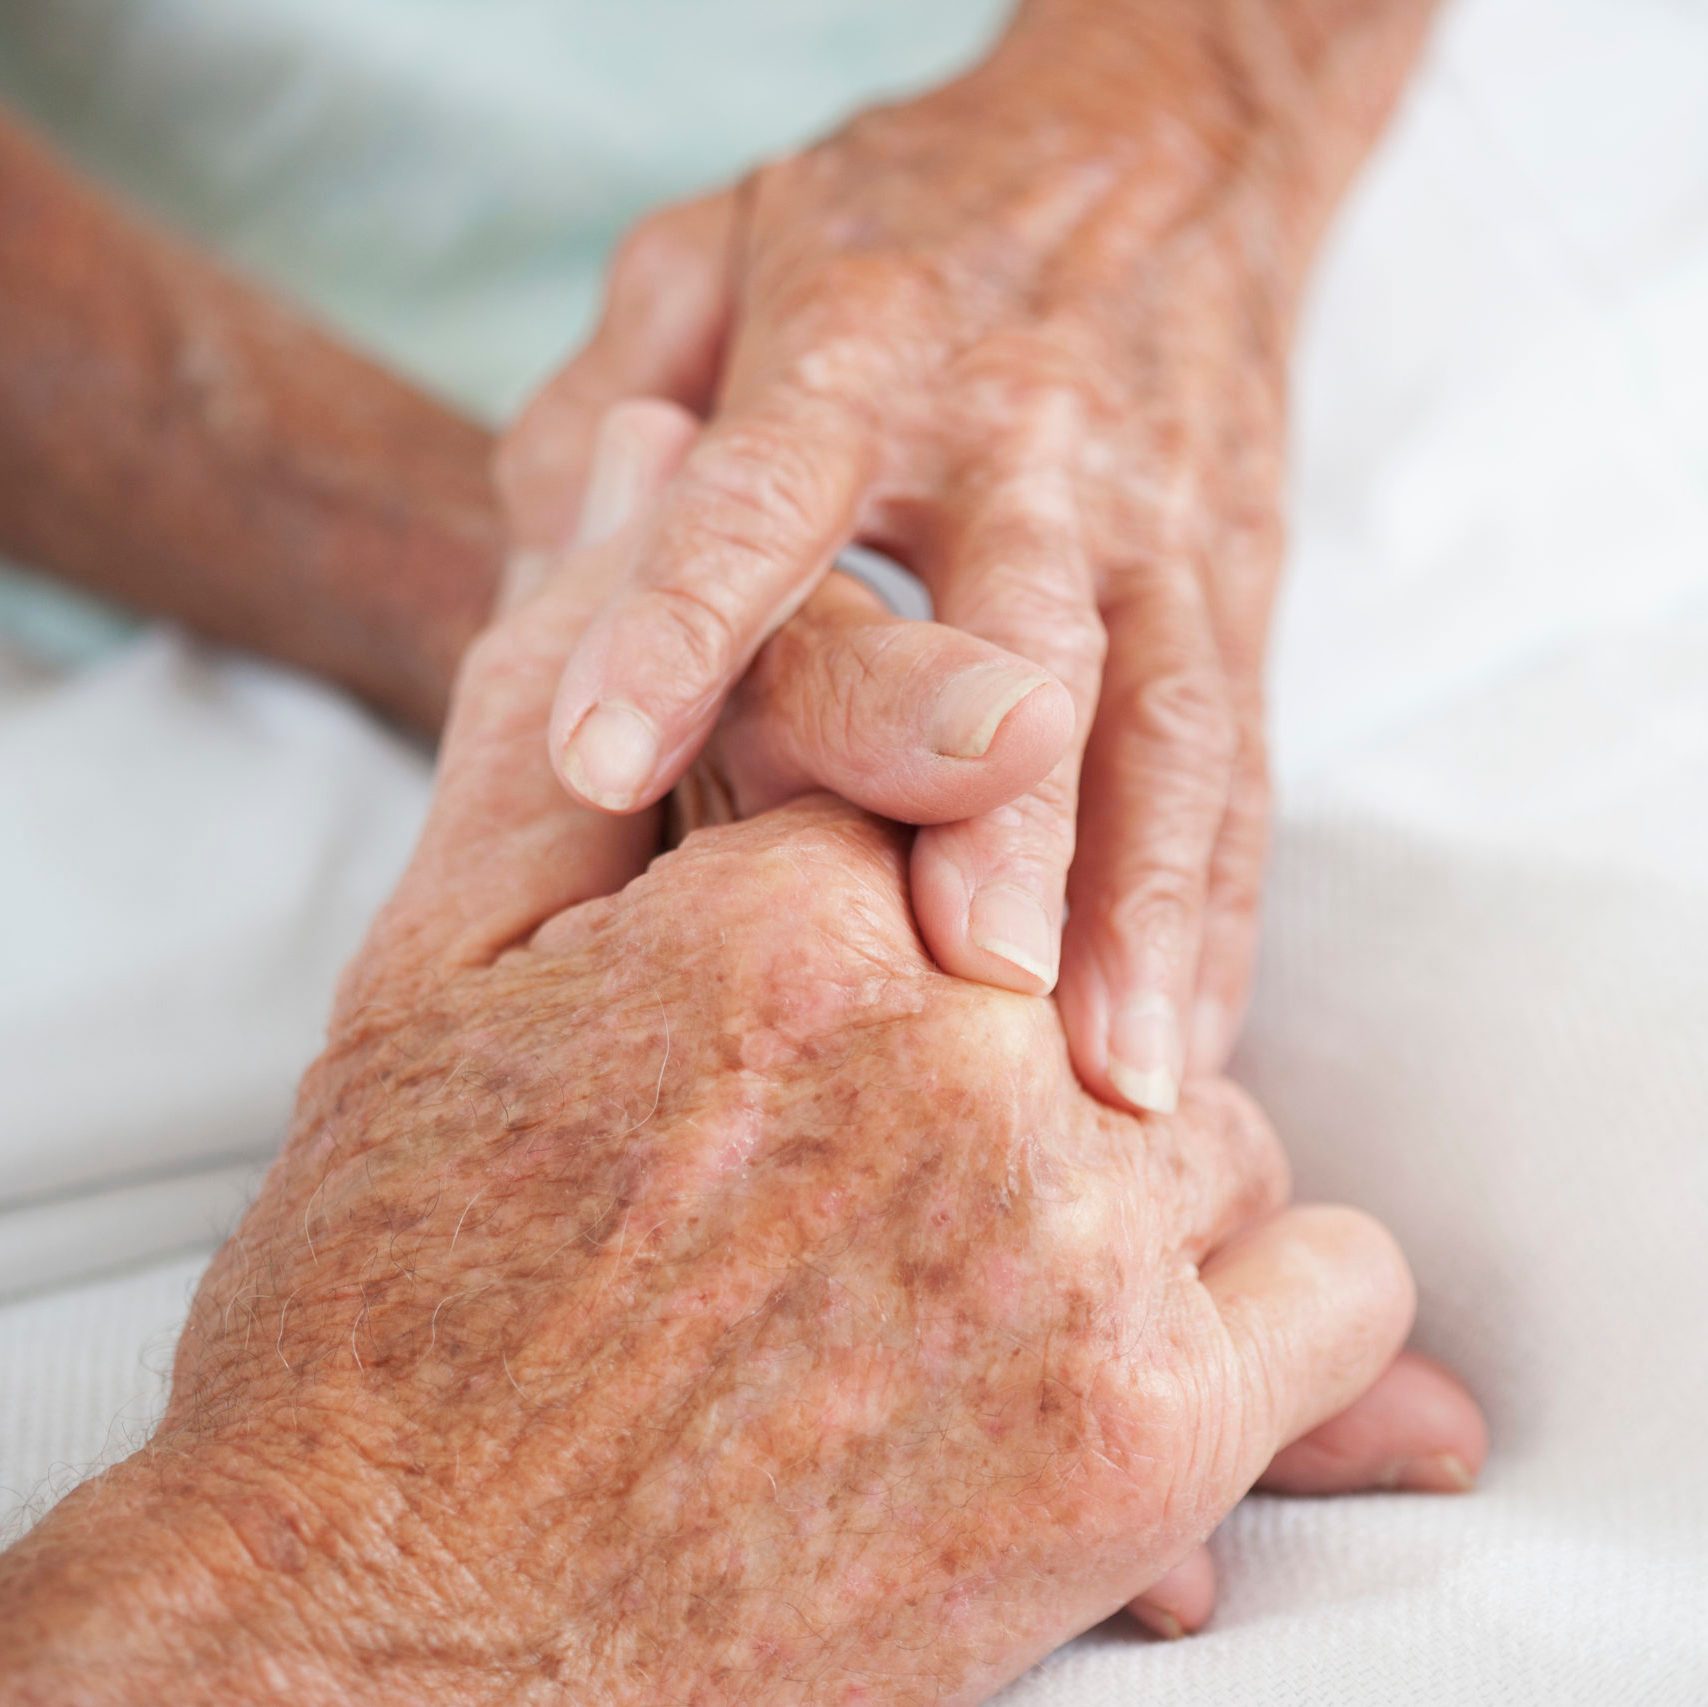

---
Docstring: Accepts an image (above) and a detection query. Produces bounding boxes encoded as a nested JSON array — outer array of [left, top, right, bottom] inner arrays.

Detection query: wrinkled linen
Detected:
[[1, 0, 1706, 1700]]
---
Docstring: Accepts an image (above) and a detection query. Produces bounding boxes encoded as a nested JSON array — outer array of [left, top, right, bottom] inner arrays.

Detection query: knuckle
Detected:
[[1051, 604, 1109, 685], [785, 251, 938, 338], [1123, 668, 1238, 770], [1209, 1080, 1290, 1209], [828, 620, 911, 750], [955, 324, 1106, 421], [686, 409, 856, 553], [1208, 853, 1266, 925], [1101, 867, 1200, 956]]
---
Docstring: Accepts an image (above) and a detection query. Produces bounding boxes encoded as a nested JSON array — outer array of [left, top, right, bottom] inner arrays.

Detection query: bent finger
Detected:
[[1057, 569, 1236, 1116], [1187, 698, 1270, 1073], [1127, 1545, 1214, 1639], [709, 572, 1074, 825], [1126, 1348, 1483, 1638], [911, 448, 1105, 996], [549, 386, 879, 814]]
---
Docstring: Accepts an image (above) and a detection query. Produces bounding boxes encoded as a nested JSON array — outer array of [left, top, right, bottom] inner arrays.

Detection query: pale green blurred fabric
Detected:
[[0, 0, 1008, 659]]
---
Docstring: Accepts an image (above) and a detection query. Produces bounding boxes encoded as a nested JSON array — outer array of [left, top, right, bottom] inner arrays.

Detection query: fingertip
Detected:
[[913, 653, 1073, 821], [915, 830, 1045, 997], [1396, 1352, 1491, 1484], [1128, 1544, 1216, 1638], [1259, 1348, 1488, 1497], [556, 699, 663, 814], [1056, 956, 1182, 1118], [911, 827, 1060, 996], [966, 882, 1060, 992]]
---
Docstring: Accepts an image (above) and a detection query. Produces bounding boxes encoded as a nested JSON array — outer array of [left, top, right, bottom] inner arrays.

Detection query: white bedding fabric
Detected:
[[2, 1, 1706, 1699]]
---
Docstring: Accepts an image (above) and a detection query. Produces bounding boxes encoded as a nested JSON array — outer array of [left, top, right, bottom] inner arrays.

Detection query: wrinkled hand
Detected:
[[1, 408, 1483, 1703], [497, 0, 1437, 1115]]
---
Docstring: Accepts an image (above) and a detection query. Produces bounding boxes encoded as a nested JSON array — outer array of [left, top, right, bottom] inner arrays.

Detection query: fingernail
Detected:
[[929, 662, 1055, 760], [968, 884, 1059, 989], [575, 415, 650, 547], [1386, 1453, 1476, 1494], [1109, 993, 1182, 1114], [1131, 1603, 1186, 1641], [561, 701, 659, 809]]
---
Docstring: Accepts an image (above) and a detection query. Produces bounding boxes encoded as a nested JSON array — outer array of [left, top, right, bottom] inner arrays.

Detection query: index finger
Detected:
[[547, 387, 879, 813]]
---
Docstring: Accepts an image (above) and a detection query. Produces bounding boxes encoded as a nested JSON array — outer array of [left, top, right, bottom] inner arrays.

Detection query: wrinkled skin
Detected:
[[0, 425, 1463, 1704], [165, 803, 1402, 1703], [499, 0, 1442, 1121]]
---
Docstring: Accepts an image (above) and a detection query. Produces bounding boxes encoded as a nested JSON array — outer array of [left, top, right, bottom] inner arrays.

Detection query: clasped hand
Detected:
[[1, 410, 1482, 1705]]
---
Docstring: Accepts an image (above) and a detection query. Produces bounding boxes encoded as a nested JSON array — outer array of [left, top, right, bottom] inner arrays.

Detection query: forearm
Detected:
[[0, 112, 499, 732], [0, 1427, 475, 1707], [0, 1460, 330, 1707]]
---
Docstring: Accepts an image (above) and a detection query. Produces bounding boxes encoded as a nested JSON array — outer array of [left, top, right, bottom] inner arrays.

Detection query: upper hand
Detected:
[[495, 16, 1353, 1117]]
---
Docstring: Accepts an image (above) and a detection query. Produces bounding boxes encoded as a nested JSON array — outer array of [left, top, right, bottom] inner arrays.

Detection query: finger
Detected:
[[548, 386, 880, 813], [1056, 570, 1236, 1115], [1190, 378, 1287, 1071], [1259, 1349, 1488, 1496], [910, 451, 1106, 996], [1198, 1204, 1417, 1504], [1127, 1545, 1214, 1639], [494, 192, 736, 572], [1126, 1348, 1484, 1638], [707, 572, 1074, 824], [1187, 699, 1269, 1073], [368, 401, 700, 976]]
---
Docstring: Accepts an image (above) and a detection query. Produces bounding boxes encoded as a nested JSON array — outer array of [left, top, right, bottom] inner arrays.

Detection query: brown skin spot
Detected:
[[223, 1498, 312, 1575]]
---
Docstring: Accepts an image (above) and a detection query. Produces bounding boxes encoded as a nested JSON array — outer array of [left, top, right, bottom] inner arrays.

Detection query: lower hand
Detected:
[[0, 411, 1483, 1702]]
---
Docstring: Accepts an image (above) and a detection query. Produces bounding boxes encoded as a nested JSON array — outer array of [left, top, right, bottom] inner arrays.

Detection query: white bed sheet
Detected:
[[2, 1, 1705, 1699]]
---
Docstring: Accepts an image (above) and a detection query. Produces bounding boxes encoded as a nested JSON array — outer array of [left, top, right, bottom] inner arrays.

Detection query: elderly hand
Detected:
[[1, 408, 1484, 1702], [497, 0, 1439, 1115]]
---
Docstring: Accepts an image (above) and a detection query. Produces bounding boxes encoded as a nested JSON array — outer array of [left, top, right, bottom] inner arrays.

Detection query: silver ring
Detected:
[[832, 545, 933, 620]]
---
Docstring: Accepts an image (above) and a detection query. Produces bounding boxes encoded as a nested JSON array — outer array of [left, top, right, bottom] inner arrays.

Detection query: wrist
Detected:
[[0, 1428, 460, 1707], [993, 0, 1438, 239]]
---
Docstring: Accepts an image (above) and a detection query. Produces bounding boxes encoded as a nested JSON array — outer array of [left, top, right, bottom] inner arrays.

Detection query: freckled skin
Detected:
[[24, 802, 1284, 1704], [0, 440, 1427, 1701], [499, 0, 1446, 1105]]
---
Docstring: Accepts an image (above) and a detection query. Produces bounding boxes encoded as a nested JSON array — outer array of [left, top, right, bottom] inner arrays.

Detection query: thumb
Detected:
[[1199, 1205, 1418, 1502], [367, 401, 701, 978], [700, 571, 1075, 827]]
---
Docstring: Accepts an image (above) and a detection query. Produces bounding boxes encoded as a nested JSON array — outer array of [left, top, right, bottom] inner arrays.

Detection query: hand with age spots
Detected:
[[497, 0, 1442, 1118], [0, 411, 1484, 1701]]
